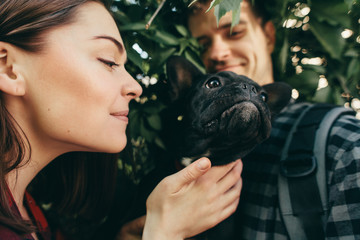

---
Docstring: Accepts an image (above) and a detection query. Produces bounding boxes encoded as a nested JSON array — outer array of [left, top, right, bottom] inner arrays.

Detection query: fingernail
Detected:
[[197, 159, 210, 170]]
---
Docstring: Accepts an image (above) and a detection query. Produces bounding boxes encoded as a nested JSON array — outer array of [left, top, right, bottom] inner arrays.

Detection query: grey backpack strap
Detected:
[[278, 103, 355, 240]]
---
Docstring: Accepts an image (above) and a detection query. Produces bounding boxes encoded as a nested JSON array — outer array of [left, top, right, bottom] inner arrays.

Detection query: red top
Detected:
[[0, 188, 52, 240]]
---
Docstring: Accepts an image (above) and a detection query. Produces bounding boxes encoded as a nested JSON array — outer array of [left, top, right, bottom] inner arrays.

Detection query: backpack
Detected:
[[278, 103, 356, 240]]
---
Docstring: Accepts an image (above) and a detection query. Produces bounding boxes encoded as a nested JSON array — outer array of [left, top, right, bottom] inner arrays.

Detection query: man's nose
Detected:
[[208, 35, 231, 62]]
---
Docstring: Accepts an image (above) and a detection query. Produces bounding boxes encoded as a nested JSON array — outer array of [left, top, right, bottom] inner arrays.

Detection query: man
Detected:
[[117, 0, 360, 239], [186, 0, 360, 239]]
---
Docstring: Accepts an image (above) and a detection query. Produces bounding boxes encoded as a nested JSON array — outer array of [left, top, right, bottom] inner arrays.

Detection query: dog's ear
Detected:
[[263, 82, 293, 116], [166, 56, 204, 101]]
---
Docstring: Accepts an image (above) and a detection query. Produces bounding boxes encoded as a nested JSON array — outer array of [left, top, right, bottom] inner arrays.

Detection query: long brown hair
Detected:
[[0, 0, 117, 234]]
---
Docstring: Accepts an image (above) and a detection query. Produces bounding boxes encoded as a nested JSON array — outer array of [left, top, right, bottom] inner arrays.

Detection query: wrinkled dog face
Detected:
[[163, 56, 292, 165]]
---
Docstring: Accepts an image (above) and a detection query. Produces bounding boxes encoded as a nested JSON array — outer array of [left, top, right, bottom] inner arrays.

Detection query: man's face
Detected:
[[188, 2, 275, 85]]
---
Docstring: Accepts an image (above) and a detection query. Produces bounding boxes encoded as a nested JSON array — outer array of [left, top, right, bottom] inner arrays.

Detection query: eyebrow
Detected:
[[93, 35, 125, 54], [218, 20, 247, 30], [195, 20, 247, 41]]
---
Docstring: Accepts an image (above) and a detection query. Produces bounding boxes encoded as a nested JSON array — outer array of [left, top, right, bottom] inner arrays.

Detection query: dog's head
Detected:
[[162, 56, 292, 165]]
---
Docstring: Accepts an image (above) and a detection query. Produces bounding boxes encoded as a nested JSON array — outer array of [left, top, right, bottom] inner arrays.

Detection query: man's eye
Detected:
[[198, 41, 210, 53], [199, 45, 207, 54], [230, 31, 244, 38], [98, 58, 119, 69]]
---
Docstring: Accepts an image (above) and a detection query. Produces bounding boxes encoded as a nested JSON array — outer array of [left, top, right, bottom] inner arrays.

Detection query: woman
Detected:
[[0, 0, 243, 239]]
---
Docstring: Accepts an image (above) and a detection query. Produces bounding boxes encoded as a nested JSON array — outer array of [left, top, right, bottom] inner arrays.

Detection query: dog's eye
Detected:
[[206, 78, 221, 89], [260, 92, 268, 102]]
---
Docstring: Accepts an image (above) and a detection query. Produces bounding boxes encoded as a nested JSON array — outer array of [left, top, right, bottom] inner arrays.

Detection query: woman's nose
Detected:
[[123, 71, 143, 99]]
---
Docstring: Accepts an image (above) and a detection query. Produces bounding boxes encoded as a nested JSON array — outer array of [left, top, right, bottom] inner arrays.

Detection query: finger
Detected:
[[216, 160, 243, 193], [117, 215, 146, 240], [215, 178, 242, 223], [203, 159, 240, 183], [130, 215, 146, 233], [218, 195, 241, 223], [224, 177, 242, 202], [170, 157, 211, 192]]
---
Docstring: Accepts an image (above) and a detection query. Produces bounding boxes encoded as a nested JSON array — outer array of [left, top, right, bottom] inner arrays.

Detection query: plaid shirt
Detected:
[[236, 102, 360, 239]]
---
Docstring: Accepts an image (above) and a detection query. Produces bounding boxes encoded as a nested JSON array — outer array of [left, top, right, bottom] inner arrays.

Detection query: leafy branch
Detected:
[[146, 0, 242, 29]]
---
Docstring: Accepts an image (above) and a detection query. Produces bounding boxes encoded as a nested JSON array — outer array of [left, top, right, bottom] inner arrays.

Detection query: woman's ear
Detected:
[[0, 43, 26, 96], [263, 21, 276, 54]]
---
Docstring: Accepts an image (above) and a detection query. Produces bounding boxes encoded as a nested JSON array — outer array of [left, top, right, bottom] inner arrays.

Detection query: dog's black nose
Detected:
[[240, 83, 258, 97]]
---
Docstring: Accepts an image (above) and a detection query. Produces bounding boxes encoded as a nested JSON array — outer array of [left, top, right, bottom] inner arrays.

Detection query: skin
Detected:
[[118, 1, 276, 238], [0, 2, 242, 239], [3, 0, 141, 209], [187, 1, 276, 86]]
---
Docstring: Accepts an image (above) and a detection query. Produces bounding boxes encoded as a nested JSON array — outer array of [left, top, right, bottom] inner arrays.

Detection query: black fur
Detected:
[[119, 56, 292, 239], [162, 56, 292, 165]]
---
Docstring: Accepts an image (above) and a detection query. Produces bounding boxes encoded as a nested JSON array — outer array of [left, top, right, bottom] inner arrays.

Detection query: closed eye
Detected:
[[98, 58, 120, 69], [230, 31, 245, 38]]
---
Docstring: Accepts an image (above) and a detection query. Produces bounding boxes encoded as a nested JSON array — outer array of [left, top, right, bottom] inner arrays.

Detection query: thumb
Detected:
[[171, 158, 211, 191]]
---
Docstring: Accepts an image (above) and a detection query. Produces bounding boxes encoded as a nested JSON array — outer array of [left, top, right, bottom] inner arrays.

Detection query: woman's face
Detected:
[[12, 2, 142, 154]]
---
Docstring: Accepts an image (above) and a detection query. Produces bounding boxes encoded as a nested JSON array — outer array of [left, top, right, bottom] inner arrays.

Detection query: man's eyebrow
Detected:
[[195, 20, 247, 41], [219, 20, 246, 30], [93, 35, 125, 54]]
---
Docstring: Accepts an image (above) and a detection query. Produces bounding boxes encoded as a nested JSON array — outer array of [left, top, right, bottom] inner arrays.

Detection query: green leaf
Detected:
[[302, 65, 326, 75], [154, 137, 166, 149], [310, 0, 351, 28], [347, 57, 360, 79], [146, 114, 162, 130], [309, 17, 346, 59], [288, 70, 319, 98], [206, 0, 224, 12], [139, 122, 155, 142], [142, 61, 150, 74], [344, 0, 355, 9], [312, 86, 332, 103], [278, 34, 289, 73], [175, 24, 190, 37], [344, 48, 360, 57], [151, 47, 177, 68], [119, 22, 147, 31], [184, 50, 206, 73], [126, 48, 144, 71], [207, 0, 242, 29], [152, 30, 180, 46]]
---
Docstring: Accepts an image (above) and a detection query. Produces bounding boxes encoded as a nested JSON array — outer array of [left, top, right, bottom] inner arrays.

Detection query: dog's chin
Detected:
[[221, 102, 259, 131], [203, 101, 269, 136]]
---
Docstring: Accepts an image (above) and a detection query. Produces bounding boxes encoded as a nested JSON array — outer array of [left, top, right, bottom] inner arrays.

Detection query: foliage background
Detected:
[[43, 0, 360, 239], [114, 0, 360, 183]]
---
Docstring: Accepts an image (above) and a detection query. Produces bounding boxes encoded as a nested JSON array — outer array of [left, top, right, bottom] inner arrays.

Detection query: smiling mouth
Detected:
[[215, 63, 246, 72]]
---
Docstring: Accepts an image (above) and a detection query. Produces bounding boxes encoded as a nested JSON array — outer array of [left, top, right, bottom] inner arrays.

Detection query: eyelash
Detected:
[[230, 31, 244, 37], [98, 58, 120, 69]]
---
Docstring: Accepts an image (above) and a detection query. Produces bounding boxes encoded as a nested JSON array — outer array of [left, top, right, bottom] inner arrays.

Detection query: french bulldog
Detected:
[[161, 56, 292, 166], [119, 56, 292, 240]]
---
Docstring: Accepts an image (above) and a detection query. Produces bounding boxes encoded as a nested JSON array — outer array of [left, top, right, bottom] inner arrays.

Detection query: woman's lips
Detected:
[[110, 111, 129, 123]]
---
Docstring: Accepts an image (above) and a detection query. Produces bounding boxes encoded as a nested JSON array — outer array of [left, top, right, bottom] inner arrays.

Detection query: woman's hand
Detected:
[[116, 216, 145, 240], [143, 158, 243, 240]]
